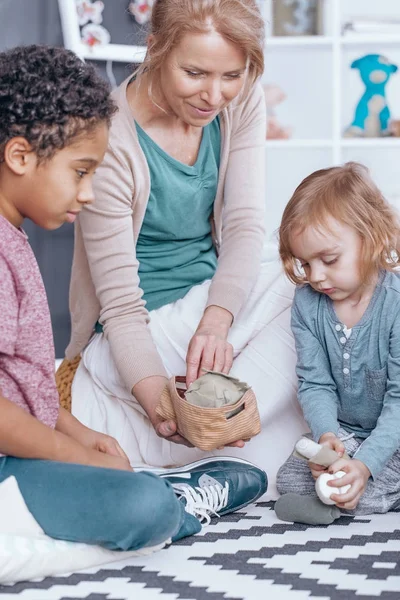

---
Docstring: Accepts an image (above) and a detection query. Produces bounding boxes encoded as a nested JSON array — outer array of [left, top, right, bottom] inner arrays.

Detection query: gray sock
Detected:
[[275, 493, 341, 525]]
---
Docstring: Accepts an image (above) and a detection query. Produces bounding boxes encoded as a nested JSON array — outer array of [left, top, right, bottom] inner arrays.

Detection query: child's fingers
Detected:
[[309, 462, 326, 480], [332, 439, 345, 455], [330, 473, 364, 509], [332, 487, 362, 510], [327, 471, 352, 488], [328, 458, 349, 475], [309, 462, 326, 473], [113, 441, 129, 460], [98, 436, 128, 460]]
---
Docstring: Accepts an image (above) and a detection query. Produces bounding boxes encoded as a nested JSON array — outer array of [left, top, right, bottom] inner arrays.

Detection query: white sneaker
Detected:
[[171, 481, 229, 525]]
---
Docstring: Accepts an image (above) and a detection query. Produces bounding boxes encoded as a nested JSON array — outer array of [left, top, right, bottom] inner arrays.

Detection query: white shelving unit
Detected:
[[262, 0, 400, 241]]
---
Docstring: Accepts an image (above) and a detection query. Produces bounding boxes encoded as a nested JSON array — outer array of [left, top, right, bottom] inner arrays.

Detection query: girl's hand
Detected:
[[186, 305, 233, 388], [309, 462, 327, 480], [318, 432, 345, 456], [328, 458, 371, 510], [309, 432, 345, 479]]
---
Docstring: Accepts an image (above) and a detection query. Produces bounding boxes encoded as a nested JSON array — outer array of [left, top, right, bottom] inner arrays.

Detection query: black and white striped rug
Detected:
[[1, 501, 400, 599]]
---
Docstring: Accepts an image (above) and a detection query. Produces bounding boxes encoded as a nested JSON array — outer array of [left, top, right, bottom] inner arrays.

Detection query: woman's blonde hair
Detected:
[[279, 162, 400, 285], [135, 0, 264, 91]]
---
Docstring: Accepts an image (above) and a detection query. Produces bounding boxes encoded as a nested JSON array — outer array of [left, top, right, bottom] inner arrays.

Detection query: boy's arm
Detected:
[[353, 310, 400, 479], [56, 406, 129, 460], [291, 298, 340, 441], [0, 393, 131, 470]]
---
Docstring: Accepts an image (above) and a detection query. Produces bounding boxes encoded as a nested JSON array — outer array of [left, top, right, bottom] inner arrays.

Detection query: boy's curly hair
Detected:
[[0, 45, 117, 161]]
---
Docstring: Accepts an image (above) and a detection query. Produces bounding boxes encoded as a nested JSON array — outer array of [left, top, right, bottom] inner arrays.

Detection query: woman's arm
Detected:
[[185, 84, 266, 386], [0, 394, 131, 470], [78, 107, 167, 396], [206, 82, 267, 319], [79, 132, 187, 443], [132, 376, 192, 446]]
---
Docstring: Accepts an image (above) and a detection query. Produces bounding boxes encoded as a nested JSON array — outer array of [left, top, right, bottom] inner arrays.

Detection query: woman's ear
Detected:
[[3, 137, 35, 175], [146, 33, 154, 49]]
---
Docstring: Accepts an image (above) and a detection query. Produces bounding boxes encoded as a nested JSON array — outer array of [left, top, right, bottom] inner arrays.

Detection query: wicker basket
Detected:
[[55, 356, 81, 412]]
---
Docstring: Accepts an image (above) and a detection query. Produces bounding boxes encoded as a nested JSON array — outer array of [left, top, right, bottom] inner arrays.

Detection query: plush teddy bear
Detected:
[[264, 84, 292, 140], [344, 54, 398, 137]]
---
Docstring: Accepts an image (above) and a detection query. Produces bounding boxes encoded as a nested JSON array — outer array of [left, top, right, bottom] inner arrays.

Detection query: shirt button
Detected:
[[343, 353, 350, 359], [335, 324, 342, 331], [340, 337, 346, 344], [343, 367, 350, 374]]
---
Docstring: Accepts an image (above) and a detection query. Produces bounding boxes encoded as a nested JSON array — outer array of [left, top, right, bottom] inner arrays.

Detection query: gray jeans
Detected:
[[276, 429, 400, 515]]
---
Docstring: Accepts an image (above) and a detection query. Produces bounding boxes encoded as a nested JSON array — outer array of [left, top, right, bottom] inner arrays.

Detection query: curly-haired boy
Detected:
[[0, 45, 267, 560]]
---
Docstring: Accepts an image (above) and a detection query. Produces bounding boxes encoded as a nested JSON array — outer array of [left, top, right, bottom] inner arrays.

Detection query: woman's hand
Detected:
[[132, 376, 193, 447], [186, 305, 234, 388], [309, 432, 345, 479], [185, 306, 245, 449], [153, 414, 194, 447], [328, 458, 371, 510]]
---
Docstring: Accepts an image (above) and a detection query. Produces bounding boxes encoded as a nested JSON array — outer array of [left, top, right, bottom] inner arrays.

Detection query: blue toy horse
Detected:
[[345, 54, 398, 137]]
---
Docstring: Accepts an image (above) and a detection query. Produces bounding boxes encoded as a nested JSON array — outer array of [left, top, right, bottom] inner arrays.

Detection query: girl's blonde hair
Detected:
[[279, 162, 400, 285], [135, 0, 264, 93]]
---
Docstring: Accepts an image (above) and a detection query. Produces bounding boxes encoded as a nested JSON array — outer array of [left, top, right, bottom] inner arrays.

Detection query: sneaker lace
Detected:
[[172, 482, 229, 526]]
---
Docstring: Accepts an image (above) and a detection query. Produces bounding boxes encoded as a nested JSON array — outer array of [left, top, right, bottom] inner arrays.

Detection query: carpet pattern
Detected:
[[1, 502, 400, 599]]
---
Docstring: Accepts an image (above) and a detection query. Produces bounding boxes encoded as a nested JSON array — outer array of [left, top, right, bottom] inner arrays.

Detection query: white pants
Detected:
[[72, 260, 307, 498]]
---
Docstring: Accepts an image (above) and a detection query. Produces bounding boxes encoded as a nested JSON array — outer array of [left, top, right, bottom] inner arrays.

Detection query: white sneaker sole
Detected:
[[133, 456, 260, 476]]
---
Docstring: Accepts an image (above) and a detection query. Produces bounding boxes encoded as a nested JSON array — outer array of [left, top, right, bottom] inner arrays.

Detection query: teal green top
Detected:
[[135, 117, 220, 312]]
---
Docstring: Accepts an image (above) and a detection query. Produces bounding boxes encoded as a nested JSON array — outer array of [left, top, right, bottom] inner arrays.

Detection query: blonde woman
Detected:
[[66, 0, 306, 496]]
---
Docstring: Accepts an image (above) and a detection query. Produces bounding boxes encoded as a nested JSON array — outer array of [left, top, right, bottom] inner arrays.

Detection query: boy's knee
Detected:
[[107, 473, 182, 551]]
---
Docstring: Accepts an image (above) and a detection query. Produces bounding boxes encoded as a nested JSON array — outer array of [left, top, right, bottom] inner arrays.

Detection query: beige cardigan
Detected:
[[66, 76, 266, 392]]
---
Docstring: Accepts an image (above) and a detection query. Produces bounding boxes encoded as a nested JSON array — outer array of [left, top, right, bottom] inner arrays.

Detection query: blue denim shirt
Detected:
[[292, 270, 400, 479]]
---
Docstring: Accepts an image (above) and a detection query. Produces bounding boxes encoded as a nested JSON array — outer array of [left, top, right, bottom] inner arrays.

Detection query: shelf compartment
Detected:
[[265, 139, 400, 149], [341, 34, 400, 46], [265, 139, 333, 148], [341, 138, 400, 147], [266, 35, 334, 47]]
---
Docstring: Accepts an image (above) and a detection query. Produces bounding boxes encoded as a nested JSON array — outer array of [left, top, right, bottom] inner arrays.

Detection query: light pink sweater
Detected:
[[66, 76, 266, 392], [0, 216, 59, 442]]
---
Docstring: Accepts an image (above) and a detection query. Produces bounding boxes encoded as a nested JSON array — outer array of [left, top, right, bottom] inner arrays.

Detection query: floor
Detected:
[[1, 501, 400, 599]]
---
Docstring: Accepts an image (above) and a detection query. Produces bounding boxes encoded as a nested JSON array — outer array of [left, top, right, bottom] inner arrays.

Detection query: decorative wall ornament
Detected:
[[58, 0, 147, 64], [81, 23, 111, 47], [76, 0, 105, 26], [74, 0, 110, 48], [128, 0, 154, 25]]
